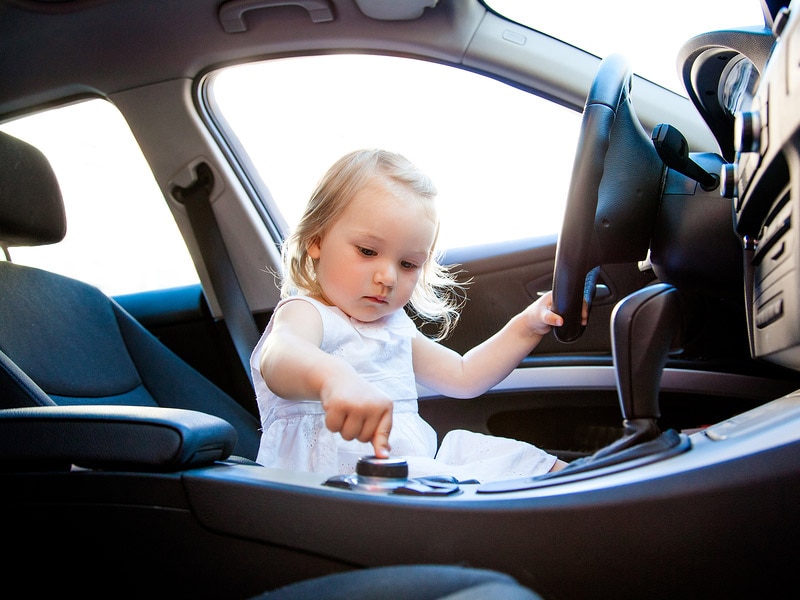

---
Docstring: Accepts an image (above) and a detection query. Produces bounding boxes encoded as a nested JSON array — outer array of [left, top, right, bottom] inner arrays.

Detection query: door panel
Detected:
[[419, 235, 791, 460], [438, 235, 656, 357]]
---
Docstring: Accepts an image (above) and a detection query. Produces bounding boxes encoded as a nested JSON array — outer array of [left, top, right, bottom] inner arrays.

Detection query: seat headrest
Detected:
[[0, 130, 66, 248]]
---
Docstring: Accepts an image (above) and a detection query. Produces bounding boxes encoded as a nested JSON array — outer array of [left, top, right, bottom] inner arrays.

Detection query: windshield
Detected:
[[485, 0, 766, 94]]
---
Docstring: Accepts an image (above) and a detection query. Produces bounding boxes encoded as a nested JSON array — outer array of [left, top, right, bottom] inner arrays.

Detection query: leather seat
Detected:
[[0, 128, 261, 460]]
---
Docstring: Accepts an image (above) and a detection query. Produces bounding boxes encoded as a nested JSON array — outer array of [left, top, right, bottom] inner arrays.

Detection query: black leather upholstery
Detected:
[[0, 405, 238, 471], [0, 129, 261, 460], [0, 130, 65, 246]]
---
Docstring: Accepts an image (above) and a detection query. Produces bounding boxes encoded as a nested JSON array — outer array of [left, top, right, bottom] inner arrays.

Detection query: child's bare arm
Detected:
[[259, 300, 392, 457], [413, 291, 569, 398]]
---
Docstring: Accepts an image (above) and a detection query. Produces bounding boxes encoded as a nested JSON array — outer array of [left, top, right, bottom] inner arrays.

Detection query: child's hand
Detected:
[[525, 291, 589, 336], [524, 290, 565, 336], [319, 372, 393, 458]]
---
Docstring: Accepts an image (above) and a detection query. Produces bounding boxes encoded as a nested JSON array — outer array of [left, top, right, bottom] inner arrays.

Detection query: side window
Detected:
[[0, 99, 199, 296], [208, 54, 580, 249]]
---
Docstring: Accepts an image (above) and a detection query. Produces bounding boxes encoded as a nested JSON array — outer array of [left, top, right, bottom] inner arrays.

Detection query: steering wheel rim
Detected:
[[552, 54, 633, 343]]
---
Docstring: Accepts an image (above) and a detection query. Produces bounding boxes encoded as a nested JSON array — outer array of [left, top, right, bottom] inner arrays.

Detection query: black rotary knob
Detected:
[[356, 456, 409, 479]]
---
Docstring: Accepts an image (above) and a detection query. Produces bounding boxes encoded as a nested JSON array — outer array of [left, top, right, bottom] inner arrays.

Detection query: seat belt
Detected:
[[171, 161, 261, 384]]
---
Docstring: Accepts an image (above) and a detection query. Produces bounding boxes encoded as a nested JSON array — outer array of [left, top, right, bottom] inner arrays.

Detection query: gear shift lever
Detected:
[[594, 283, 682, 458], [478, 284, 687, 489]]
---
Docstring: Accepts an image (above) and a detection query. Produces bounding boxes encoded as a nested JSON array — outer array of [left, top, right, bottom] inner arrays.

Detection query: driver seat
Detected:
[[0, 128, 261, 460]]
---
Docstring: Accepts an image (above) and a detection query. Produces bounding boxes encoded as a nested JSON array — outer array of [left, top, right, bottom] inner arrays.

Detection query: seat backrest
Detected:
[[0, 130, 261, 460]]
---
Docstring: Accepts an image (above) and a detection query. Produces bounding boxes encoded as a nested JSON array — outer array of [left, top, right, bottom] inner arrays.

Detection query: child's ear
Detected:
[[307, 237, 321, 260]]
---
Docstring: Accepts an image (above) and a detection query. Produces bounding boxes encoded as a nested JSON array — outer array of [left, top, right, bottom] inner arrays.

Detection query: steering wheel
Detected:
[[552, 54, 633, 343]]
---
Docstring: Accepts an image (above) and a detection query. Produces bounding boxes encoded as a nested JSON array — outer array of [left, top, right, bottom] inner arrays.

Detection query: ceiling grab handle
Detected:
[[219, 0, 334, 33]]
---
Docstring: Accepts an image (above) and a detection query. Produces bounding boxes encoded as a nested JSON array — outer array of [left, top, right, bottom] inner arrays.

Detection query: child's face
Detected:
[[308, 179, 437, 322]]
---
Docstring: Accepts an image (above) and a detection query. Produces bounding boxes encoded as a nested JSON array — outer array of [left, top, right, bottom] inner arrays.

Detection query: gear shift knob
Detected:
[[611, 283, 682, 421]]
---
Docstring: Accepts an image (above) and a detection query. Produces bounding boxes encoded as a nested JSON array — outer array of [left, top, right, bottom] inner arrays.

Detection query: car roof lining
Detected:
[[0, 0, 482, 118], [0, 0, 715, 156]]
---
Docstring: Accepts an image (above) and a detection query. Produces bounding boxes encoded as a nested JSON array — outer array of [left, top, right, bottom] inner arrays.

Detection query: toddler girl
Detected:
[[251, 149, 570, 482]]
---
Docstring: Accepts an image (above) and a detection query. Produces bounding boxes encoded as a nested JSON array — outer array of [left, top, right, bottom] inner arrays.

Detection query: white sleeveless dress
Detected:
[[250, 295, 557, 483]]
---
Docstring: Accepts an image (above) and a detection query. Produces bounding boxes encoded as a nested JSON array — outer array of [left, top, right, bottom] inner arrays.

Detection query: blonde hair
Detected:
[[280, 149, 465, 339]]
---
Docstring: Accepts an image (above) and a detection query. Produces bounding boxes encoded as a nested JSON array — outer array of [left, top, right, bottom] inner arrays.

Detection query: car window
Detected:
[[208, 54, 580, 250], [0, 99, 199, 296]]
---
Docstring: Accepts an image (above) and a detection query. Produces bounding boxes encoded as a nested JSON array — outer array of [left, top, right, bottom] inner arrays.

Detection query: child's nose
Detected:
[[374, 262, 396, 287]]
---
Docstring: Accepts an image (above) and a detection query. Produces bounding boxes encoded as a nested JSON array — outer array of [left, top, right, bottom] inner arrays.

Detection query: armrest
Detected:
[[0, 405, 237, 472]]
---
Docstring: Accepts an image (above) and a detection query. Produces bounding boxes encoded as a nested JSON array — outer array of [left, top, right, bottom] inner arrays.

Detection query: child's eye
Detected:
[[357, 246, 377, 257], [401, 261, 419, 270]]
